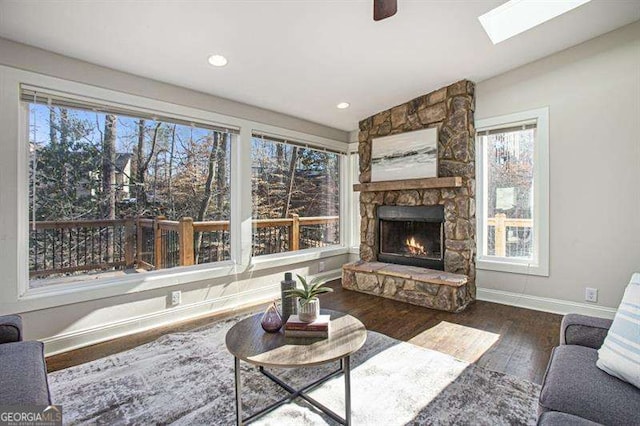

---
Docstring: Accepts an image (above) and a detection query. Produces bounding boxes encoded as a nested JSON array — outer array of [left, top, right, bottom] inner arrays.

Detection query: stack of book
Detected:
[[284, 315, 330, 338]]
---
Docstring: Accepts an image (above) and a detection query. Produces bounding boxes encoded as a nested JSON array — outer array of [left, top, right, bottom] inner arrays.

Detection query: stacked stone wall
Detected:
[[357, 80, 477, 299]]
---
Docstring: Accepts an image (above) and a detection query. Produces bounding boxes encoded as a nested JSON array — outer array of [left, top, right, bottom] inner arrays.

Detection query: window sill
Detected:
[[12, 246, 349, 314], [477, 258, 549, 277], [250, 245, 348, 271]]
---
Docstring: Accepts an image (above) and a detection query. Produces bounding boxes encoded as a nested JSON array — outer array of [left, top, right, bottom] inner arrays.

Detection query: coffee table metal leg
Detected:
[[234, 356, 243, 426], [344, 355, 351, 426], [239, 358, 352, 425]]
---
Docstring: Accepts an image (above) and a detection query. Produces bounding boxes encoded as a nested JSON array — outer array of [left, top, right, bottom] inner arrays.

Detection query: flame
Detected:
[[405, 236, 427, 256]]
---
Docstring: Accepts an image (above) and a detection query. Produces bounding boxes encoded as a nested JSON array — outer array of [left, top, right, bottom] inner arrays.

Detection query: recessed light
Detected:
[[208, 54, 228, 67], [337, 102, 350, 109], [478, 0, 592, 44]]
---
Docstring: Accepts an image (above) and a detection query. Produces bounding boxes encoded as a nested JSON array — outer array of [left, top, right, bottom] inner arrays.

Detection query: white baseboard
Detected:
[[477, 287, 617, 319], [42, 269, 342, 356], [41, 285, 277, 356]]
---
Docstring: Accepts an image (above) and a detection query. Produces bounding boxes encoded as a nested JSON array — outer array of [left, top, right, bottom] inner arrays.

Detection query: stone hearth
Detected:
[[343, 79, 476, 312], [343, 261, 469, 312]]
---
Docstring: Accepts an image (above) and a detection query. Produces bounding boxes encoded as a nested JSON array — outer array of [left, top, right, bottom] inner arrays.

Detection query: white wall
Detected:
[[475, 21, 640, 310]]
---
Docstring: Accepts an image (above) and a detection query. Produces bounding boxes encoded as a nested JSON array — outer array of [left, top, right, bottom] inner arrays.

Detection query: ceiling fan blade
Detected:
[[373, 0, 397, 21]]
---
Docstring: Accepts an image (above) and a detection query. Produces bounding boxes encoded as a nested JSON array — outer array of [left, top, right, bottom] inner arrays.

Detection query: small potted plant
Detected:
[[284, 275, 333, 322]]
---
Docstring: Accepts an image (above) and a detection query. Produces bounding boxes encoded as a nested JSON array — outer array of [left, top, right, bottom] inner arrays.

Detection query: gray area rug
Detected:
[[49, 314, 540, 425]]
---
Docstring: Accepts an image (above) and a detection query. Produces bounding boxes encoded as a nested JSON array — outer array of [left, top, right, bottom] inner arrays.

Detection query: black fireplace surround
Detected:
[[377, 205, 445, 270]]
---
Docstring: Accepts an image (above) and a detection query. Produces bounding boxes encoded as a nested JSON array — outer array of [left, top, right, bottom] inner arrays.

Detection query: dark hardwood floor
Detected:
[[321, 281, 561, 384], [47, 279, 561, 384]]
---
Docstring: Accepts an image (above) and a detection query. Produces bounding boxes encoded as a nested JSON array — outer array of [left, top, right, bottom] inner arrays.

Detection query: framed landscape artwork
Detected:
[[371, 127, 438, 182]]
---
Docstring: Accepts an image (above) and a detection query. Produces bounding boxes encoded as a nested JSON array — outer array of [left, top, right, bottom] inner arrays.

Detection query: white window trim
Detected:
[[347, 144, 360, 252], [0, 65, 349, 314], [475, 107, 550, 277]]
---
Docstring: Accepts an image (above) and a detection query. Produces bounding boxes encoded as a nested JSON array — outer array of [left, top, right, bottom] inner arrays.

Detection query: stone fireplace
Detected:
[[342, 79, 476, 312]]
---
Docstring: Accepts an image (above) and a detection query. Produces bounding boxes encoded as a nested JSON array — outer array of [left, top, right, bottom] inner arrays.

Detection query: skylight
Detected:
[[478, 0, 592, 44]]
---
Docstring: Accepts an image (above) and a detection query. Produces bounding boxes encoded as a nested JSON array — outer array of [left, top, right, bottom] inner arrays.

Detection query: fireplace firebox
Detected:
[[377, 205, 445, 270]]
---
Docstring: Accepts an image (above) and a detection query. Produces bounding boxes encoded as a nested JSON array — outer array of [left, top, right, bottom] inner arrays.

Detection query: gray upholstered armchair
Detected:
[[537, 313, 639, 426], [0, 314, 51, 405]]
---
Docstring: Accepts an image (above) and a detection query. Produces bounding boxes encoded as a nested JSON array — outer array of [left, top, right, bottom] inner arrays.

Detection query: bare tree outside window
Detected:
[[479, 126, 535, 259], [28, 103, 231, 286], [251, 137, 341, 256], [27, 104, 343, 286]]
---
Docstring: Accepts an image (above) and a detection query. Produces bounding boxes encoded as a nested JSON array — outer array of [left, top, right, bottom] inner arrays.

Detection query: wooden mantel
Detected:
[[353, 176, 462, 192]]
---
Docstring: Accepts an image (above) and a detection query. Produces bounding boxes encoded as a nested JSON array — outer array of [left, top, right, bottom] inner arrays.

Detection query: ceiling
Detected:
[[0, 0, 638, 132]]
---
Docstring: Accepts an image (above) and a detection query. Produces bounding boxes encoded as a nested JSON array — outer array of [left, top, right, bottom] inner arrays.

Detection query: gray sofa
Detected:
[[537, 313, 640, 426], [0, 315, 51, 405]]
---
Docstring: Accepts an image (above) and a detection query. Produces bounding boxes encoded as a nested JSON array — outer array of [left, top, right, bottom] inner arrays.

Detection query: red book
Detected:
[[285, 329, 329, 338], [285, 314, 330, 332]]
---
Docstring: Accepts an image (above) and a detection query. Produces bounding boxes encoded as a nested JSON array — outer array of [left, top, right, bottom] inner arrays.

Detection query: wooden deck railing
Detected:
[[28, 219, 135, 278], [29, 214, 339, 278], [487, 213, 533, 257]]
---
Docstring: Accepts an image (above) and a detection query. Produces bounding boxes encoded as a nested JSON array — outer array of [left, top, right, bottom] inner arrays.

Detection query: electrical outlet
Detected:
[[171, 290, 182, 306], [318, 261, 326, 273], [585, 287, 598, 303]]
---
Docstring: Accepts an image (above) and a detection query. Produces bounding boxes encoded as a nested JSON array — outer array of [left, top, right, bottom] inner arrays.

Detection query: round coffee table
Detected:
[[226, 309, 366, 425]]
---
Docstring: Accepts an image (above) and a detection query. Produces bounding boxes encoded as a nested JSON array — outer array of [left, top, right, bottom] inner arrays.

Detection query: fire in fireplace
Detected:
[[377, 205, 445, 270]]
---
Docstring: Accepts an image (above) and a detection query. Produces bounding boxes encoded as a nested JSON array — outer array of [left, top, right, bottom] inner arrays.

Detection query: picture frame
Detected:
[[371, 127, 438, 182]]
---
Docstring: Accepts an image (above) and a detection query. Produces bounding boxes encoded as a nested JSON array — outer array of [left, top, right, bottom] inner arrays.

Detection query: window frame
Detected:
[[475, 107, 550, 276], [347, 148, 360, 253], [0, 65, 350, 314], [25, 100, 237, 276]]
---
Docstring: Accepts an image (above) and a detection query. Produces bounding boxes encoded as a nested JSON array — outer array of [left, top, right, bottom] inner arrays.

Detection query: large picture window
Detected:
[[0, 70, 352, 312], [27, 94, 233, 287], [476, 108, 549, 276], [251, 135, 341, 256]]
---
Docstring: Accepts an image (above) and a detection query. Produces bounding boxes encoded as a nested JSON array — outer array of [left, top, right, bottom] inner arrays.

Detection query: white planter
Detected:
[[298, 298, 320, 322]]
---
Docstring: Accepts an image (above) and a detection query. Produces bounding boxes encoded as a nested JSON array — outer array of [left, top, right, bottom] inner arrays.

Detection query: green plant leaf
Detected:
[[283, 289, 306, 299], [299, 298, 311, 307], [310, 280, 326, 292], [287, 275, 332, 303], [296, 274, 310, 293]]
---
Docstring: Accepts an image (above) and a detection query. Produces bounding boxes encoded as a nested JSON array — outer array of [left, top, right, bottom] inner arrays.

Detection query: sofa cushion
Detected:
[[537, 411, 602, 426], [0, 341, 51, 405], [597, 272, 640, 388], [539, 345, 640, 425]]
